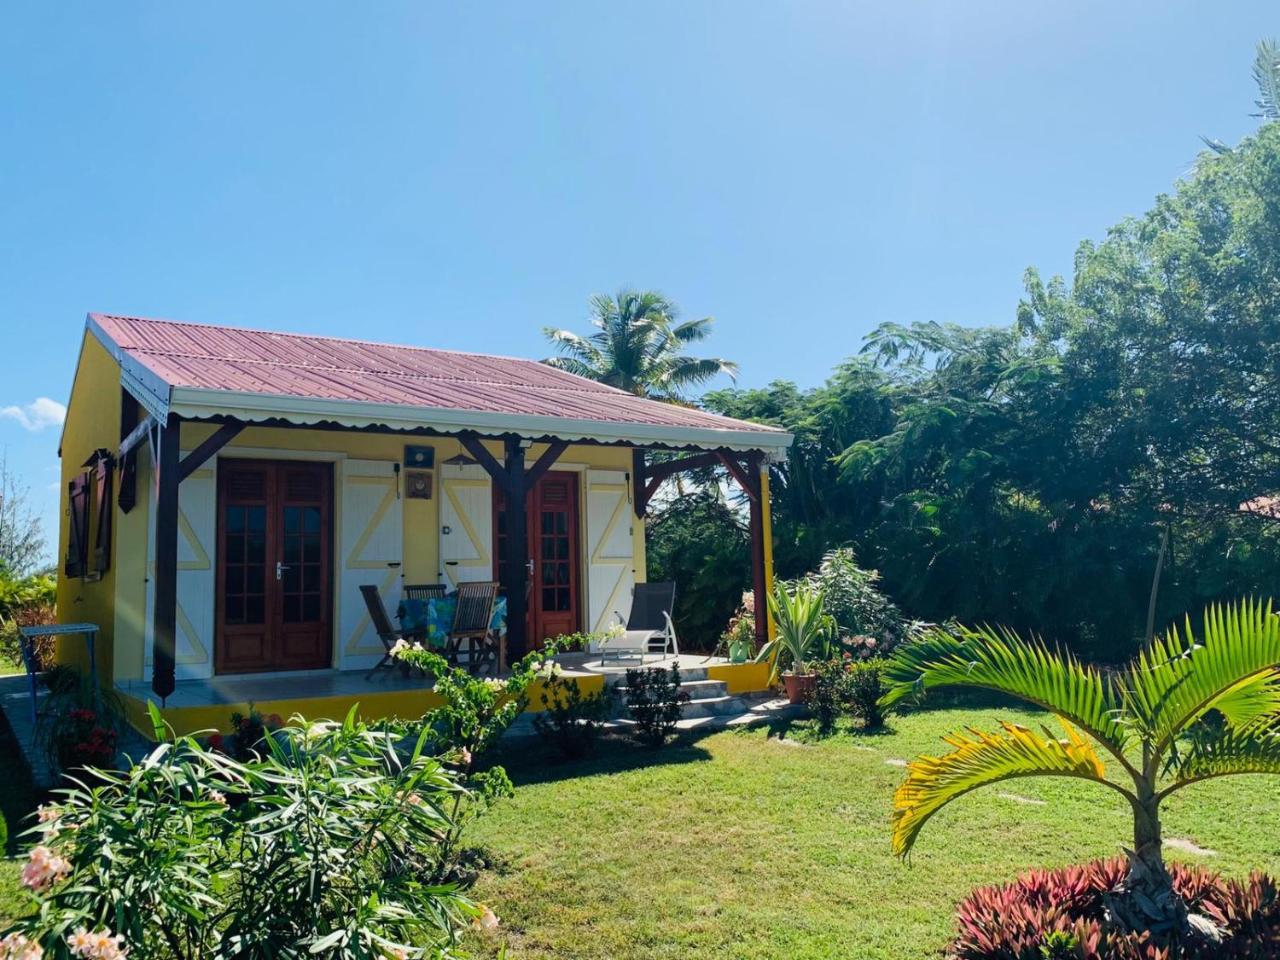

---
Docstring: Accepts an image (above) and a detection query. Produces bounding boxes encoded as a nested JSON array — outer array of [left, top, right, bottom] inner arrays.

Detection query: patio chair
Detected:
[[603, 582, 679, 663], [402, 583, 447, 603], [448, 580, 500, 675], [361, 584, 425, 680]]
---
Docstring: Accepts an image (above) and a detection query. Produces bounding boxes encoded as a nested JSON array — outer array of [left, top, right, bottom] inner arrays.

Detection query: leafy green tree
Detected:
[[883, 599, 1280, 945], [544, 289, 737, 399]]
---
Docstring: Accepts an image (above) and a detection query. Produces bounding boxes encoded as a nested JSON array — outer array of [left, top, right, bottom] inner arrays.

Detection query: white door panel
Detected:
[[338, 460, 403, 670], [439, 463, 493, 590], [585, 470, 635, 647]]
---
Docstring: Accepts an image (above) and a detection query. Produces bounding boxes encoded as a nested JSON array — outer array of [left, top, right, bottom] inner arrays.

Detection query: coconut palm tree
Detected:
[[881, 598, 1280, 941], [544, 289, 737, 399]]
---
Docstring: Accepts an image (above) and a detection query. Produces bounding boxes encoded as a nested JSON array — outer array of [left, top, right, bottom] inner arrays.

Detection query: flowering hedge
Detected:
[[2, 706, 493, 959]]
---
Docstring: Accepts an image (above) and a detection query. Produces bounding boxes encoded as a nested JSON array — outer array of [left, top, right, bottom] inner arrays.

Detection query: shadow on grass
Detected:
[[486, 729, 715, 788], [0, 707, 49, 856]]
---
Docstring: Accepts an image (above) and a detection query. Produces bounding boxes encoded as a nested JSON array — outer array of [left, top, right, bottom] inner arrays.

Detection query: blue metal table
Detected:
[[18, 623, 98, 722]]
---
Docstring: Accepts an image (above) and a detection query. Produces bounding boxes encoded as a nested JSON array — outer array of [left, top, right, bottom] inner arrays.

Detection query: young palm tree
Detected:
[[544, 289, 738, 399], [881, 599, 1280, 941]]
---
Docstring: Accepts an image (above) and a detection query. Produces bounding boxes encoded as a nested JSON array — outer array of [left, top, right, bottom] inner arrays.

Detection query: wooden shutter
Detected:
[[92, 456, 114, 575], [64, 473, 90, 578]]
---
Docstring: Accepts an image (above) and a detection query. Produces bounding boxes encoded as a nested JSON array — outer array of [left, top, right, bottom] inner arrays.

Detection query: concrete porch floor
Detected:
[[114, 651, 735, 709]]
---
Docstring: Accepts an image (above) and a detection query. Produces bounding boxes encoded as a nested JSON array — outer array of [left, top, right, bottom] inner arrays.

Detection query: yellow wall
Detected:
[[122, 672, 608, 738], [707, 661, 771, 695], [55, 333, 123, 682]]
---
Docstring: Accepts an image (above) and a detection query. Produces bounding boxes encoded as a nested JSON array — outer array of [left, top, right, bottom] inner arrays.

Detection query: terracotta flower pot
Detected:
[[783, 671, 816, 705]]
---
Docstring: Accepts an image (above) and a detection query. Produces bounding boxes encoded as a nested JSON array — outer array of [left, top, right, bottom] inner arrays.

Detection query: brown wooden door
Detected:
[[494, 471, 581, 646], [216, 460, 332, 674]]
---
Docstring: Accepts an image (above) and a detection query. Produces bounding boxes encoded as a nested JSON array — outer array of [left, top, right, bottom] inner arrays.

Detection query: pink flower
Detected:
[[66, 927, 127, 960], [208, 790, 228, 806], [21, 846, 69, 891], [0, 931, 44, 960]]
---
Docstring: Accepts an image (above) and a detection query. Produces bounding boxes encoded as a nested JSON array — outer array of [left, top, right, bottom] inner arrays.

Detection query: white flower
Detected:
[[208, 789, 228, 806], [481, 677, 505, 690], [36, 805, 59, 824], [389, 638, 410, 656], [0, 931, 43, 960], [534, 661, 562, 680]]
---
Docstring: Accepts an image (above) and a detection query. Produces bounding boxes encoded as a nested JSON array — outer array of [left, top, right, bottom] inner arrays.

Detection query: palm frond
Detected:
[[1210, 669, 1280, 731], [1253, 38, 1280, 120], [892, 719, 1108, 857], [880, 625, 1131, 754], [1165, 726, 1280, 795], [543, 328, 604, 364], [659, 356, 739, 391], [543, 356, 605, 380], [668, 316, 715, 344], [1121, 599, 1280, 752]]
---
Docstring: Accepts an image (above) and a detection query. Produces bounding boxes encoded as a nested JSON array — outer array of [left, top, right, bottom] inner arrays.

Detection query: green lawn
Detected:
[[464, 701, 1280, 960], [2, 701, 1279, 954]]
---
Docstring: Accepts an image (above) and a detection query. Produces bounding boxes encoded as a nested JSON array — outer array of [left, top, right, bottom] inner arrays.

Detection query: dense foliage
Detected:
[[622, 666, 686, 747], [950, 858, 1280, 959], [703, 124, 1280, 661], [533, 674, 608, 761], [4, 707, 482, 959], [0, 572, 57, 671]]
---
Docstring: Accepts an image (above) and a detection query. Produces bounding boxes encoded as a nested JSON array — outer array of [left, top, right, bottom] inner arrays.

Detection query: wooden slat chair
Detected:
[[361, 584, 423, 680], [448, 580, 500, 675], [603, 582, 680, 663], [402, 583, 447, 603]]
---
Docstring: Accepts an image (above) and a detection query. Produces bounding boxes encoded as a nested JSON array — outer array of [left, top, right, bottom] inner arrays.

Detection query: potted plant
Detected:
[[755, 581, 834, 704]]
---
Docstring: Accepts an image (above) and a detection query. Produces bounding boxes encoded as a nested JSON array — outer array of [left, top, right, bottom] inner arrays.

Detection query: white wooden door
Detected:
[[439, 463, 493, 590], [337, 459, 403, 670], [584, 469, 636, 645], [145, 457, 217, 680]]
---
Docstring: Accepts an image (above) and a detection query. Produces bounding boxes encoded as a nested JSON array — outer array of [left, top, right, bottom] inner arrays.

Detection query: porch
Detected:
[[115, 652, 773, 737]]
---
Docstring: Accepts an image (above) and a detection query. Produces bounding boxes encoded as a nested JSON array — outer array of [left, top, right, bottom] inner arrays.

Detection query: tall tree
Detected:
[[0, 459, 46, 576], [544, 289, 737, 399]]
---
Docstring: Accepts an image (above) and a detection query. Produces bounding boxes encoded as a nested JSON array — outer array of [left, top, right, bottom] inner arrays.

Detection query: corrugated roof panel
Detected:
[[89, 313, 787, 440]]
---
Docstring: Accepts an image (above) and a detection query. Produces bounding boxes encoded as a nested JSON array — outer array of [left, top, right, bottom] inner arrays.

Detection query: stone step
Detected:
[[678, 694, 753, 719], [602, 664, 710, 687], [609, 678, 727, 701]]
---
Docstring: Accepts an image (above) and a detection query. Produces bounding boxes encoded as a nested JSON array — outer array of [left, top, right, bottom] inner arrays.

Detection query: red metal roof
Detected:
[[88, 313, 787, 445]]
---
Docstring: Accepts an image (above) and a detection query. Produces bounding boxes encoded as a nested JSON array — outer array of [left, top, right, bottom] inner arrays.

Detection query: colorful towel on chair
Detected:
[[397, 595, 507, 649]]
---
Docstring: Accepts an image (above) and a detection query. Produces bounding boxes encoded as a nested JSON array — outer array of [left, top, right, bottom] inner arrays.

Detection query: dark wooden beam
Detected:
[[178, 421, 243, 483], [152, 414, 180, 702], [716, 452, 759, 502], [458, 432, 509, 487], [525, 440, 568, 488], [500, 437, 530, 664], [118, 391, 141, 514], [631, 448, 648, 518]]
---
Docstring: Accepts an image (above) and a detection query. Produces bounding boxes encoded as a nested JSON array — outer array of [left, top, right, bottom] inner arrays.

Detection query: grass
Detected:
[[0, 700, 46, 928], [463, 700, 1280, 960], [1, 699, 1278, 952]]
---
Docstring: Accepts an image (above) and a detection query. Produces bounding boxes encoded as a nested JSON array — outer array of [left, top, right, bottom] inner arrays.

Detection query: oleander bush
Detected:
[[533, 674, 608, 760], [623, 665, 687, 747], [3, 705, 486, 959], [950, 858, 1280, 959]]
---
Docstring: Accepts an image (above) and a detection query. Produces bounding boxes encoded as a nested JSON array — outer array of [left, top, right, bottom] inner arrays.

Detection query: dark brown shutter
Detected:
[[64, 473, 90, 578], [93, 457, 114, 575]]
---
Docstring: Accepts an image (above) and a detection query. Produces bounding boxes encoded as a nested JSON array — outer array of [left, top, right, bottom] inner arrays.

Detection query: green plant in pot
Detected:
[[755, 581, 835, 704]]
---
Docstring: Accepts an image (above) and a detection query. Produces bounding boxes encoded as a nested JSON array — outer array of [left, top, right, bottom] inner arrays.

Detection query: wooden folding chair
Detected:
[[402, 583, 447, 603], [361, 584, 423, 680], [448, 580, 500, 675]]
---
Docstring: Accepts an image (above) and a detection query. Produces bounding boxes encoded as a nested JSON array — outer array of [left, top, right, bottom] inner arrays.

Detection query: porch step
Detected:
[[678, 694, 754, 719], [609, 678, 728, 701], [601, 664, 710, 687]]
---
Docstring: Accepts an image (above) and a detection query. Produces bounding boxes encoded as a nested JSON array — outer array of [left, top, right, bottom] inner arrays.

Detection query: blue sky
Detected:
[[0, 2, 1274, 565]]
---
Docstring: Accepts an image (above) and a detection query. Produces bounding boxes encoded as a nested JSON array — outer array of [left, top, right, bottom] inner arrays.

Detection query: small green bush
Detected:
[[844, 659, 887, 730], [623, 665, 686, 747], [534, 674, 608, 760], [811, 660, 847, 734]]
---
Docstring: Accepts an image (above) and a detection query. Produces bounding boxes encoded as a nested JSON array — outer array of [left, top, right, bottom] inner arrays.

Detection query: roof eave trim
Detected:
[[86, 314, 172, 422], [167, 387, 793, 455]]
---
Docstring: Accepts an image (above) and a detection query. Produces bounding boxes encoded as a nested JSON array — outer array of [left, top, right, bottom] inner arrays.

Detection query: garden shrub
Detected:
[[950, 857, 1280, 959], [4, 706, 486, 958], [206, 706, 284, 761], [0, 572, 57, 672], [811, 658, 888, 733], [808, 548, 919, 657], [623, 665, 687, 747], [35, 669, 125, 777], [533, 674, 608, 760]]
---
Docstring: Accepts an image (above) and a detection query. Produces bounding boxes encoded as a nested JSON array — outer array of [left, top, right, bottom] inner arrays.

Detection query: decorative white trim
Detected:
[[168, 387, 793, 456]]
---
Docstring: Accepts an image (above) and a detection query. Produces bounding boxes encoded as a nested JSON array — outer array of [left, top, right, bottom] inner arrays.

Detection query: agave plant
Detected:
[[755, 581, 835, 684], [881, 599, 1280, 942]]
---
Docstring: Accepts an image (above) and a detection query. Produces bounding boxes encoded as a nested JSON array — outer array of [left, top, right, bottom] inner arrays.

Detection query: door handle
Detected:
[[526, 559, 535, 575], [276, 561, 291, 581]]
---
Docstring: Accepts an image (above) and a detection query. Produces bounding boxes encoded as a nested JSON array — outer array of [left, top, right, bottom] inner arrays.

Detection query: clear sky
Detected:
[[1, 2, 1274, 565]]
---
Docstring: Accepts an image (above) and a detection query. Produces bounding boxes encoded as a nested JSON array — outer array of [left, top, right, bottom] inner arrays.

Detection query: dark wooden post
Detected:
[[502, 437, 529, 663], [152, 414, 180, 701], [631, 448, 648, 518]]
